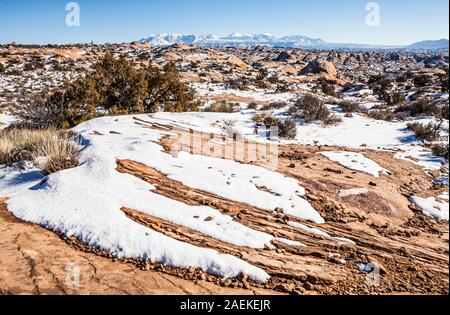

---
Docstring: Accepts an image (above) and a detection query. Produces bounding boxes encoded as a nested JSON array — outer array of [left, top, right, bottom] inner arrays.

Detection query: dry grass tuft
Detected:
[[0, 128, 80, 174], [32, 133, 80, 175]]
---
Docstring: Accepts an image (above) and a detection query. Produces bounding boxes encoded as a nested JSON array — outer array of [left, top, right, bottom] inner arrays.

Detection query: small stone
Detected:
[[293, 288, 305, 295], [275, 283, 295, 293], [329, 257, 347, 265], [237, 272, 249, 283], [188, 267, 196, 273], [303, 282, 314, 291]]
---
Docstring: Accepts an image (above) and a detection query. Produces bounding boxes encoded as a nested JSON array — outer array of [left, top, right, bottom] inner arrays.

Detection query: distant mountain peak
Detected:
[[138, 33, 450, 50], [139, 33, 326, 48]]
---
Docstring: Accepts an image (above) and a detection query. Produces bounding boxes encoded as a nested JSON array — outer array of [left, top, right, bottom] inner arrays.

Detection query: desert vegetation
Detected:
[[288, 94, 342, 125], [251, 113, 297, 140], [407, 121, 444, 142], [0, 128, 79, 174], [16, 52, 199, 129], [203, 101, 238, 113], [432, 143, 449, 160]]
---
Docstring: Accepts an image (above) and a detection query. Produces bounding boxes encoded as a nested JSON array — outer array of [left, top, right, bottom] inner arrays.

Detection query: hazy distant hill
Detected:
[[408, 39, 449, 50]]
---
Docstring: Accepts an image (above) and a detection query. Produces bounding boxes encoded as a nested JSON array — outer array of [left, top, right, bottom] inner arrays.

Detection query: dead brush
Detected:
[[407, 120, 443, 142], [32, 133, 80, 175], [0, 128, 80, 174], [0, 128, 56, 165], [203, 101, 237, 113], [0, 136, 15, 165]]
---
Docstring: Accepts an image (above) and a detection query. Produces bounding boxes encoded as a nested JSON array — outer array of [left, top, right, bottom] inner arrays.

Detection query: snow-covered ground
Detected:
[[0, 114, 16, 130], [320, 151, 388, 177], [0, 114, 330, 282], [0, 103, 448, 278], [410, 195, 449, 221], [149, 108, 449, 221], [152, 109, 448, 172], [193, 83, 297, 103]]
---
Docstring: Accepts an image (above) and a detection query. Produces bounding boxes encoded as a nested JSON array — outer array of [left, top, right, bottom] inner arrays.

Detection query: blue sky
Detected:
[[0, 0, 448, 45]]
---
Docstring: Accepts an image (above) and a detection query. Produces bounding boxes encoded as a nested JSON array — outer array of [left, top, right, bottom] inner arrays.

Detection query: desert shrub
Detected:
[[256, 80, 270, 89], [0, 128, 79, 174], [0, 63, 5, 73], [51, 60, 69, 71], [289, 94, 340, 125], [369, 75, 391, 91], [437, 73, 448, 93], [339, 100, 360, 113], [247, 102, 258, 110], [24, 60, 45, 71], [203, 101, 237, 113], [17, 95, 68, 129], [263, 115, 280, 128], [261, 101, 287, 111], [93, 52, 149, 114], [276, 83, 291, 93], [407, 121, 443, 142], [252, 114, 297, 139], [5, 69, 21, 76], [391, 91, 406, 105], [32, 133, 80, 175], [396, 75, 407, 83], [396, 98, 438, 117], [0, 128, 53, 165], [320, 82, 336, 96], [145, 62, 199, 112], [431, 143, 449, 160], [256, 68, 268, 81], [369, 75, 393, 103], [440, 105, 449, 120], [252, 112, 270, 125], [227, 78, 249, 90], [16, 53, 199, 128], [17, 77, 100, 129], [411, 99, 438, 116], [369, 109, 395, 121], [276, 119, 297, 140], [267, 75, 279, 84]]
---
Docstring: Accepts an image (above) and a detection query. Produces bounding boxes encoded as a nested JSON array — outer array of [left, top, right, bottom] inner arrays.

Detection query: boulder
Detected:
[[299, 59, 338, 80]]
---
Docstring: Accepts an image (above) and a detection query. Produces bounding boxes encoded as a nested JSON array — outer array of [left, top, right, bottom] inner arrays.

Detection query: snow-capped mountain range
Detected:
[[139, 33, 326, 48], [138, 33, 449, 50]]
